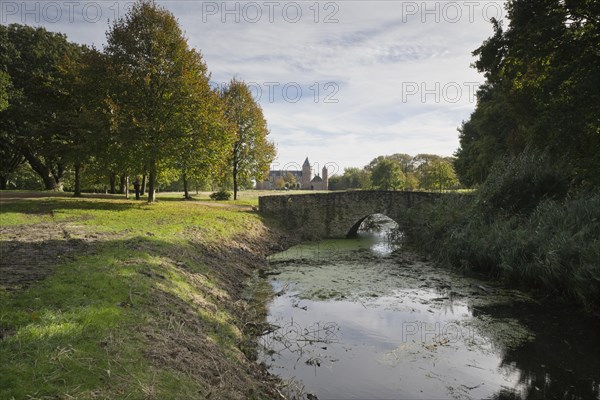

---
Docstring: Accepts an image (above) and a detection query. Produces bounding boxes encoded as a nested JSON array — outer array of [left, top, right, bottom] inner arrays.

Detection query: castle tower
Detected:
[[301, 157, 311, 189], [322, 165, 328, 190]]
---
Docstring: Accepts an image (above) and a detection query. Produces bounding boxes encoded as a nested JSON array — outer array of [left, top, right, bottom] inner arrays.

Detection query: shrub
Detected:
[[403, 152, 600, 312], [209, 190, 231, 201], [477, 151, 570, 216]]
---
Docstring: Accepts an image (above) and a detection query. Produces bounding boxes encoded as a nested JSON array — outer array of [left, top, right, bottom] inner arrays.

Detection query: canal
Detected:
[[256, 215, 600, 400]]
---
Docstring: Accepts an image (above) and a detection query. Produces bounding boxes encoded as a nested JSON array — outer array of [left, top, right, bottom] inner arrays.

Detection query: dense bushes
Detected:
[[476, 152, 570, 216], [405, 153, 600, 312], [210, 190, 231, 201]]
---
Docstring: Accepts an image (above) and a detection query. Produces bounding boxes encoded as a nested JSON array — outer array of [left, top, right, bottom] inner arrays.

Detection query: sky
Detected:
[[1, 0, 506, 175]]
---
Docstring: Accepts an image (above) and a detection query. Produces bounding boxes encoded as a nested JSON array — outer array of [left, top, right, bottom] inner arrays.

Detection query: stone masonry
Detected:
[[258, 190, 440, 239]]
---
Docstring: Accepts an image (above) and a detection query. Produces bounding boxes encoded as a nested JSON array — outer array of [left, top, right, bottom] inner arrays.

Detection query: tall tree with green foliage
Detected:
[[0, 24, 84, 190], [177, 88, 233, 199], [367, 153, 413, 173], [419, 159, 459, 192], [56, 46, 112, 197], [328, 167, 372, 190], [456, 0, 600, 187], [371, 158, 405, 190], [105, 1, 220, 202], [0, 68, 23, 189], [0, 70, 10, 112], [222, 78, 275, 200]]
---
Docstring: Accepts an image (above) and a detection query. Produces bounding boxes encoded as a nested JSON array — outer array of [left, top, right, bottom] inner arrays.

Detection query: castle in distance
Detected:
[[256, 157, 328, 190]]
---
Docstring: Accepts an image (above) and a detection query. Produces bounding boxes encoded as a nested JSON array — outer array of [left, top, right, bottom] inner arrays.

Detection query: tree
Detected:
[[0, 70, 10, 112], [0, 24, 84, 190], [456, 0, 600, 187], [105, 1, 219, 202], [177, 87, 233, 199], [0, 68, 23, 189], [222, 78, 276, 200], [284, 172, 297, 187], [404, 172, 420, 190], [346, 167, 371, 189], [367, 153, 413, 173], [419, 159, 459, 192], [0, 144, 24, 190], [56, 46, 111, 197], [274, 177, 285, 190], [371, 158, 405, 190]]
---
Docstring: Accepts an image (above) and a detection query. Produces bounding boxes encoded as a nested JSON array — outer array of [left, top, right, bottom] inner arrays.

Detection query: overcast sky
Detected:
[[2, 0, 506, 175]]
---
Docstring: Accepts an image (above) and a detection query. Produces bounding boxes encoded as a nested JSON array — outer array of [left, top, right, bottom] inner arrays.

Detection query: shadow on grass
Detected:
[[0, 198, 142, 215], [0, 233, 267, 398]]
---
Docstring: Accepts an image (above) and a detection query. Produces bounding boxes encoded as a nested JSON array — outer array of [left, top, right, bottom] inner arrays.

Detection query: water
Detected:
[[257, 216, 600, 400]]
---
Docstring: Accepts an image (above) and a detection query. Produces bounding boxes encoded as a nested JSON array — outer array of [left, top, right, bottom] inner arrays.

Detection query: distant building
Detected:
[[256, 157, 328, 190]]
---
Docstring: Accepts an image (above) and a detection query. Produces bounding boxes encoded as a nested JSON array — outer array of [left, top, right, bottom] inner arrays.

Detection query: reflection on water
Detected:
[[258, 216, 600, 400]]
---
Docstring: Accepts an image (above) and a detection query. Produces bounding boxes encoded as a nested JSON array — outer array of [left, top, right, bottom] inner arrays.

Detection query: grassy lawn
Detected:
[[0, 193, 282, 399], [156, 189, 323, 207]]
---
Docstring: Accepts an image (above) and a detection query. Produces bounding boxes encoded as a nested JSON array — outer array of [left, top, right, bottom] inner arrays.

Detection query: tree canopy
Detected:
[[371, 158, 405, 190], [0, 24, 86, 190], [221, 78, 275, 200], [455, 0, 600, 188], [0, 1, 273, 199], [105, 1, 227, 202], [327, 153, 459, 191]]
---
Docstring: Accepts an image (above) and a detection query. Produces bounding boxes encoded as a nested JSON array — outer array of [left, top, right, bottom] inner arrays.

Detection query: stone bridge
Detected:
[[258, 191, 440, 239]]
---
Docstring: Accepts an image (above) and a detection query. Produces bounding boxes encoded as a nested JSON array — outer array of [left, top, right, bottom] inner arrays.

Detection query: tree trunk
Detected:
[[233, 163, 238, 200], [119, 174, 126, 194], [147, 162, 156, 202], [183, 173, 190, 199], [141, 174, 147, 195], [20, 147, 62, 190], [109, 172, 117, 194], [74, 163, 82, 197], [124, 176, 129, 199], [0, 150, 24, 190], [35, 163, 60, 190], [54, 163, 65, 190], [42, 167, 59, 190]]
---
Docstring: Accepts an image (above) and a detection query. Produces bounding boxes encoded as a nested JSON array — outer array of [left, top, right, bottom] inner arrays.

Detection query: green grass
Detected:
[[158, 189, 323, 207], [1, 196, 260, 240], [0, 199, 54, 226], [0, 193, 276, 399]]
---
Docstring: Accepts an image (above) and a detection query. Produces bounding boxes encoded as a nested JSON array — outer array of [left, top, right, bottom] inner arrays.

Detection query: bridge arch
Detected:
[[346, 213, 400, 238], [259, 191, 439, 240]]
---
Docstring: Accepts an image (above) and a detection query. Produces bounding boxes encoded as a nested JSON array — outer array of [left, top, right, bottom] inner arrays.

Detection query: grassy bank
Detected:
[[0, 193, 290, 399], [404, 154, 600, 313]]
